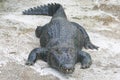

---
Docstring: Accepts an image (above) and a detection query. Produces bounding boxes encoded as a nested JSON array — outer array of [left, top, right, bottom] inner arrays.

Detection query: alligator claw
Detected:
[[25, 61, 34, 66]]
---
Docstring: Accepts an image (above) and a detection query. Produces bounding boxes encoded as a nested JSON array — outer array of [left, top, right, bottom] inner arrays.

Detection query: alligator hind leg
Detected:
[[26, 48, 48, 65], [71, 22, 99, 50], [35, 26, 43, 38], [77, 51, 92, 69], [35, 24, 48, 38]]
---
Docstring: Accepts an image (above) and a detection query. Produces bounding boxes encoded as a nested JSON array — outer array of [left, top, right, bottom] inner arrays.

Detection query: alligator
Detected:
[[23, 3, 98, 74]]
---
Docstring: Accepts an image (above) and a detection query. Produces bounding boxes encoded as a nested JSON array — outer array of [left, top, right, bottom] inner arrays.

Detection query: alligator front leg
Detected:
[[77, 51, 92, 69], [26, 48, 48, 65]]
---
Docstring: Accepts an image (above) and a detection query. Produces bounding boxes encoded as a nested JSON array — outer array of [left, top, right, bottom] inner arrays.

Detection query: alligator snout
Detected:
[[60, 64, 75, 74]]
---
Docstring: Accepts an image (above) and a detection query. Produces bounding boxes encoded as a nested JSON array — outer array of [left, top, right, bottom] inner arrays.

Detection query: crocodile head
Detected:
[[47, 47, 77, 74]]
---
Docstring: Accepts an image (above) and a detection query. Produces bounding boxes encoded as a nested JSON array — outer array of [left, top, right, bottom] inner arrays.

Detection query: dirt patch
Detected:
[[93, 15, 117, 25], [93, 4, 120, 20], [0, 62, 59, 80], [73, 14, 118, 25]]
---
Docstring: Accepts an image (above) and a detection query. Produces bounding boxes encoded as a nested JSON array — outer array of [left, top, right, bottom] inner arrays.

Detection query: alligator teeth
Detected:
[[69, 69, 72, 72], [66, 69, 69, 72]]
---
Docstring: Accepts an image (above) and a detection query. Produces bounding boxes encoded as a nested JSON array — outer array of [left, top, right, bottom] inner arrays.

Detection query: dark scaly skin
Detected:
[[24, 3, 99, 74]]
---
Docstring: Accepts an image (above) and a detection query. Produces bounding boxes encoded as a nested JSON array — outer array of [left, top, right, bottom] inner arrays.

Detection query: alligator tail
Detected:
[[22, 3, 61, 16]]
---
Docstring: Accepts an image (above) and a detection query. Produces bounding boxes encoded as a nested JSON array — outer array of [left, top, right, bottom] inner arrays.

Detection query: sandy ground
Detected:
[[0, 0, 120, 80]]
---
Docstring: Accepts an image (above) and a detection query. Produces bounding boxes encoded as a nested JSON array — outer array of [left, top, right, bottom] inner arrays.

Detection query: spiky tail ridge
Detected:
[[22, 3, 62, 16]]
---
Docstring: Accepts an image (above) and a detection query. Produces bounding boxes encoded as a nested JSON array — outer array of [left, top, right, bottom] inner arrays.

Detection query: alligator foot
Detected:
[[77, 51, 92, 69], [25, 48, 48, 66], [26, 61, 34, 65]]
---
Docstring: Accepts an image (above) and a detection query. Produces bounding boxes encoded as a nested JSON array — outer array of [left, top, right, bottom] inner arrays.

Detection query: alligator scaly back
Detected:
[[22, 3, 67, 18]]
